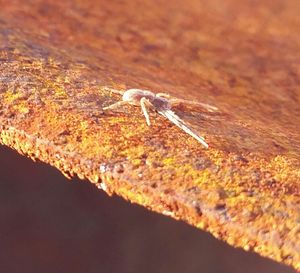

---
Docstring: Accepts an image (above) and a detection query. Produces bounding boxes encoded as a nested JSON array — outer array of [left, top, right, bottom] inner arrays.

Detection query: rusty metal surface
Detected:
[[0, 0, 299, 270]]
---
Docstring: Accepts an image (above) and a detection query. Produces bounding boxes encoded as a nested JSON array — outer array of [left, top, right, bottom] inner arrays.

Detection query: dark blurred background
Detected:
[[0, 145, 296, 273]]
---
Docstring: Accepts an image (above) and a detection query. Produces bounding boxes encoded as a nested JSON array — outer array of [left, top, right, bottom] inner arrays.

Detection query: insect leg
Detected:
[[158, 109, 209, 148], [140, 97, 152, 126]]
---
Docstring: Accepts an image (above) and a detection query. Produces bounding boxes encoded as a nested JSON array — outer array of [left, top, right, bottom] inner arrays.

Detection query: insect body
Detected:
[[103, 88, 218, 148]]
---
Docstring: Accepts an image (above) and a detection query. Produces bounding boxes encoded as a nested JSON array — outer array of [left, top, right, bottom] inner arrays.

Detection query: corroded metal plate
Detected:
[[0, 0, 299, 270]]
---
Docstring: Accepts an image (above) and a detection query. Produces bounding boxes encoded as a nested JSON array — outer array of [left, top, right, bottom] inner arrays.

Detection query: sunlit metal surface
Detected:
[[0, 0, 299, 270]]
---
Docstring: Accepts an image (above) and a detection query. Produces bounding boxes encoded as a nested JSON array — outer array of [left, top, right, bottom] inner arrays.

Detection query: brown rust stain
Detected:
[[0, 0, 300, 270]]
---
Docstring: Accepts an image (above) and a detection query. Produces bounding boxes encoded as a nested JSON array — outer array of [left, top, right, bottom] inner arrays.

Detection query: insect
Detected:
[[103, 88, 218, 148]]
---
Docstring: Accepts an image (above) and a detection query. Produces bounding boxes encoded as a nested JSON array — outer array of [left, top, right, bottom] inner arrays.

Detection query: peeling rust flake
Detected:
[[0, 0, 300, 271]]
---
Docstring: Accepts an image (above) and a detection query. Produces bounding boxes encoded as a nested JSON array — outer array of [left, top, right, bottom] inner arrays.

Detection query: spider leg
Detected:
[[169, 98, 218, 112], [103, 87, 125, 96], [140, 97, 153, 126], [156, 93, 170, 98], [158, 109, 209, 148], [103, 100, 128, 110]]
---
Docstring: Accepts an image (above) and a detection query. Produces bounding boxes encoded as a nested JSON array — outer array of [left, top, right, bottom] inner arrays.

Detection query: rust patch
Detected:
[[0, 0, 300, 270]]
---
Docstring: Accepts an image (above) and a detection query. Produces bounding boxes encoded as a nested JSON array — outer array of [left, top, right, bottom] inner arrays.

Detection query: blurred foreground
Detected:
[[0, 145, 295, 273]]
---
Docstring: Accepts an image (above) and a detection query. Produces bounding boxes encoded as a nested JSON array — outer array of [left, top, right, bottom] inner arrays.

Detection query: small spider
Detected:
[[103, 88, 218, 148]]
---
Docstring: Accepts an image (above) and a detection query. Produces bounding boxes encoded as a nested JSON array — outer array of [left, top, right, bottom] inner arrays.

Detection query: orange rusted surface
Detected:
[[0, 0, 300, 270]]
